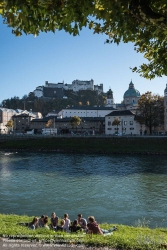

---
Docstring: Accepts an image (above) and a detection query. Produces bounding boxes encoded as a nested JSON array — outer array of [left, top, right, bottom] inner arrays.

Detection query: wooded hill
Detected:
[[0, 90, 107, 116]]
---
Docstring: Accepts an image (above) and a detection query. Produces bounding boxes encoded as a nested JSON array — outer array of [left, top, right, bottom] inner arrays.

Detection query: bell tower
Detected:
[[106, 88, 115, 107]]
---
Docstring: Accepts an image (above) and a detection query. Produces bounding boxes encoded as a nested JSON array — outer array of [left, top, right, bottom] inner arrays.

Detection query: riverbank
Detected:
[[0, 214, 167, 250], [0, 136, 167, 154]]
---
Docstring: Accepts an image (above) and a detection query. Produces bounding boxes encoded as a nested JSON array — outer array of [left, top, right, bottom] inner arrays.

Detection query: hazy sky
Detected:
[[1, 18, 167, 104]]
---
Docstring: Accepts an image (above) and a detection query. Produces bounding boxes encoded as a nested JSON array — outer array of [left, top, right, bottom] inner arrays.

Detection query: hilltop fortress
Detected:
[[33, 79, 103, 98]]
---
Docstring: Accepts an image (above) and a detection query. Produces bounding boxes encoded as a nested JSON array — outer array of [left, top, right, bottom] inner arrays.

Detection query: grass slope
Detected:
[[0, 214, 167, 249]]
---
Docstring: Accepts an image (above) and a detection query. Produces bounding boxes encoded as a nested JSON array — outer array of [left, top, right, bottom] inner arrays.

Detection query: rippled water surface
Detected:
[[0, 151, 167, 227]]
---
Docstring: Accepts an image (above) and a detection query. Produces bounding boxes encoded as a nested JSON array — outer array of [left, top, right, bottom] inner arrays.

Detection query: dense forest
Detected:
[[0, 90, 107, 116]]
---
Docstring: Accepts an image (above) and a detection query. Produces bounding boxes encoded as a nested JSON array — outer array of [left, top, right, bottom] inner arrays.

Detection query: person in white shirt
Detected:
[[63, 213, 70, 232]]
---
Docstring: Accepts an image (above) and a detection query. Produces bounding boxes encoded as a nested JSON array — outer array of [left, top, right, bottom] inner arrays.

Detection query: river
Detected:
[[0, 151, 167, 228]]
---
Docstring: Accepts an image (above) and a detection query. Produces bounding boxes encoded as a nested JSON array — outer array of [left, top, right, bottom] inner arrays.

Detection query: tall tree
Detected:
[[112, 118, 120, 132], [6, 119, 14, 132], [46, 119, 53, 134], [70, 116, 81, 130], [46, 119, 53, 128], [136, 92, 164, 134], [0, 1, 167, 78]]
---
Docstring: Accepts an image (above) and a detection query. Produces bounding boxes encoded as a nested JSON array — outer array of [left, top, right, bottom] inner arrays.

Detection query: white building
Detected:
[[0, 108, 17, 134], [33, 86, 43, 98], [105, 110, 145, 135], [59, 106, 116, 118]]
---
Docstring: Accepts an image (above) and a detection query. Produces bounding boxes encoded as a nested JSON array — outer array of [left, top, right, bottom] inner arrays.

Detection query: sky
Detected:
[[0, 18, 167, 105]]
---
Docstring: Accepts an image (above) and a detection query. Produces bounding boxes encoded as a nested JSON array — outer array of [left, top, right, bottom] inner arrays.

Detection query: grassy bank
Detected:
[[1, 214, 167, 249], [0, 136, 167, 154]]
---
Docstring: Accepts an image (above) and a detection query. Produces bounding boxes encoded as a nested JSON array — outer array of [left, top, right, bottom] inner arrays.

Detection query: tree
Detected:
[[136, 92, 164, 134], [70, 116, 81, 131], [1, 1, 167, 78], [6, 119, 14, 132], [112, 118, 120, 132], [46, 119, 53, 134]]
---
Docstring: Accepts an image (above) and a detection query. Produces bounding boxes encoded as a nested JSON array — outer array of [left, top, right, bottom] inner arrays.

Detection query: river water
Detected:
[[0, 151, 167, 227]]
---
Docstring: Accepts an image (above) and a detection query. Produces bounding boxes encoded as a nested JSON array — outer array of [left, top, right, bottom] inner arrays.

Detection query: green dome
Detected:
[[124, 81, 140, 98]]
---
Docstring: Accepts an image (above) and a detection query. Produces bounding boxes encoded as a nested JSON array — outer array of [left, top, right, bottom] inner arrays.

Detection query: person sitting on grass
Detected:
[[87, 216, 103, 235], [51, 212, 58, 230], [29, 217, 38, 230], [37, 215, 45, 227], [63, 213, 70, 232], [56, 219, 65, 232], [69, 219, 82, 233], [87, 216, 117, 235], [77, 214, 87, 230], [42, 216, 50, 229]]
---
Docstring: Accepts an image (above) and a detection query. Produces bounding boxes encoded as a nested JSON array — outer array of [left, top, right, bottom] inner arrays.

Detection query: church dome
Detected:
[[123, 81, 140, 98]]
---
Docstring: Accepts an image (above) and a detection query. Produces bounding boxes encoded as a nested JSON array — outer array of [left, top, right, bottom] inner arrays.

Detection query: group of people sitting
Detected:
[[28, 213, 117, 235]]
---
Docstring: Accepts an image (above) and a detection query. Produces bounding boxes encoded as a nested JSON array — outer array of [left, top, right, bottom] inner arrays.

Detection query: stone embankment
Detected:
[[0, 135, 167, 155]]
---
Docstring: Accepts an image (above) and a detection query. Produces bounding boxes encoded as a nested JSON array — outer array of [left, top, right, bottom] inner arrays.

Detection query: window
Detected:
[[130, 128, 134, 130], [108, 121, 111, 126], [130, 121, 133, 125], [124, 121, 127, 125], [107, 128, 112, 130]]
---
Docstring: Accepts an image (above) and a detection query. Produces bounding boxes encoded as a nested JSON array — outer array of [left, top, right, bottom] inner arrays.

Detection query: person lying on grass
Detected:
[[87, 216, 117, 235]]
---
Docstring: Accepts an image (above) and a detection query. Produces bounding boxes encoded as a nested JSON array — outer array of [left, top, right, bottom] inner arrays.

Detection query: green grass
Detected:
[[1, 214, 167, 249]]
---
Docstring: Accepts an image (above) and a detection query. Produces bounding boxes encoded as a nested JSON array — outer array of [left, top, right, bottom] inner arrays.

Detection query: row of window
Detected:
[[108, 121, 133, 126], [107, 127, 134, 130]]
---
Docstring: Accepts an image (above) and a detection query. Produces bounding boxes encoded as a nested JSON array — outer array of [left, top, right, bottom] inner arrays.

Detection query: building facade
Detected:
[[105, 110, 145, 135], [30, 116, 105, 134], [0, 108, 16, 134], [59, 106, 116, 118], [13, 113, 36, 133]]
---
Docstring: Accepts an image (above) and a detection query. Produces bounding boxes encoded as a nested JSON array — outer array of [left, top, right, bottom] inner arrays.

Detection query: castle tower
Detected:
[[164, 84, 167, 131], [106, 89, 114, 107]]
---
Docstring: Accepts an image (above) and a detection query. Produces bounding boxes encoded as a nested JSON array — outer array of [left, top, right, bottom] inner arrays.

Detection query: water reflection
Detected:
[[0, 151, 167, 227]]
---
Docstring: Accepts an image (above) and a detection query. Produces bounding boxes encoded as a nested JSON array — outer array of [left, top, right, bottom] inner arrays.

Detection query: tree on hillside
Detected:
[[112, 118, 120, 132], [136, 92, 164, 134], [70, 116, 81, 131], [1, 1, 167, 78]]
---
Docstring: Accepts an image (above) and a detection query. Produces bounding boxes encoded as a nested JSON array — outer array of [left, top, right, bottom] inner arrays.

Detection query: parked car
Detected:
[[114, 132, 125, 136]]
